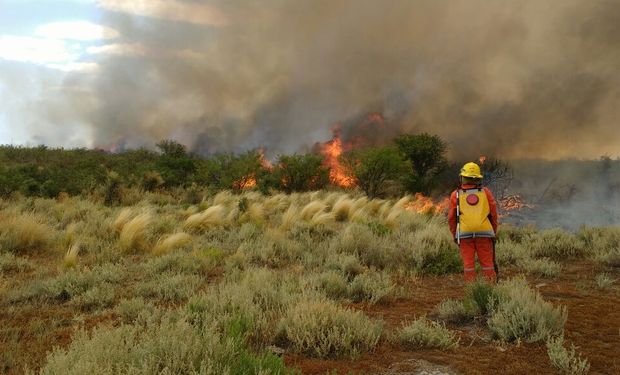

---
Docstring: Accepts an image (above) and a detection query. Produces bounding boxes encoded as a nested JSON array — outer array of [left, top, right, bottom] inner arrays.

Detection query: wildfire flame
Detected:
[[479, 155, 487, 165], [499, 194, 534, 211], [318, 130, 356, 188], [234, 149, 273, 189], [404, 193, 450, 214]]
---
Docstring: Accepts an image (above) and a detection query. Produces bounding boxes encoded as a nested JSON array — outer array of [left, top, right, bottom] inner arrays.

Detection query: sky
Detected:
[[0, 0, 619, 159], [0, 0, 223, 148]]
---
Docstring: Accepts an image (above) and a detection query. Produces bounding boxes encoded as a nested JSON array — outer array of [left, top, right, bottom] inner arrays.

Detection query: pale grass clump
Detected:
[[546, 335, 590, 375], [392, 196, 411, 211], [280, 204, 299, 231], [240, 202, 264, 223], [118, 213, 151, 252], [152, 232, 192, 256], [278, 299, 382, 358], [0, 253, 33, 274], [0, 214, 53, 254], [397, 317, 459, 350], [300, 200, 327, 221], [332, 197, 354, 222], [263, 194, 290, 214], [310, 212, 336, 228], [325, 253, 364, 280], [213, 190, 235, 206], [384, 207, 405, 228], [488, 278, 567, 343], [184, 205, 227, 232], [112, 208, 133, 233], [63, 244, 80, 269], [594, 273, 616, 289]]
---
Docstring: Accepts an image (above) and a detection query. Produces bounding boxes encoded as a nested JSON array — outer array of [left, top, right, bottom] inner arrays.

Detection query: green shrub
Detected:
[[348, 271, 395, 304], [436, 299, 477, 323], [116, 297, 158, 323], [529, 229, 586, 259], [36, 313, 295, 375], [397, 317, 459, 350], [546, 335, 590, 375], [488, 278, 567, 343], [0, 253, 33, 274], [594, 273, 616, 289], [277, 300, 382, 358], [135, 273, 202, 302], [464, 279, 497, 316], [75, 283, 115, 311], [518, 257, 562, 278]]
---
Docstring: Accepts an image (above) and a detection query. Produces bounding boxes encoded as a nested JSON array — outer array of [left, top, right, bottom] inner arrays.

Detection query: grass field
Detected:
[[1, 190, 619, 374]]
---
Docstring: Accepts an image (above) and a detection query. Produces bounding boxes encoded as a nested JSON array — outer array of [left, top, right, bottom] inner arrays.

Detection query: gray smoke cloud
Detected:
[[6, 0, 620, 159]]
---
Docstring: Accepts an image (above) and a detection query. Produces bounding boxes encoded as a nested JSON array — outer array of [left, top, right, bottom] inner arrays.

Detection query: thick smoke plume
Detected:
[[47, 0, 617, 159], [5, 0, 620, 159]]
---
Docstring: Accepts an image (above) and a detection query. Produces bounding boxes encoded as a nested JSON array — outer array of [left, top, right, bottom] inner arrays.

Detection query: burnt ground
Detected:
[[1, 260, 619, 375], [286, 262, 620, 375]]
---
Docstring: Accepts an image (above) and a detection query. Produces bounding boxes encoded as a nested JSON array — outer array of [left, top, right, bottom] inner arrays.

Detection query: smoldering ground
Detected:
[[4, 0, 619, 159]]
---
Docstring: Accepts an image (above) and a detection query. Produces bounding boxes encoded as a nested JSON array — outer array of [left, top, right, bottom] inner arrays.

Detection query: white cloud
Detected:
[[97, 0, 227, 26], [87, 43, 147, 56], [35, 21, 120, 41], [0, 36, 74, 64]]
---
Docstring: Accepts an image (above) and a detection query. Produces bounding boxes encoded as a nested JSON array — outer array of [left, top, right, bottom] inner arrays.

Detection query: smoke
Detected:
[[4, 0, 620, 159]]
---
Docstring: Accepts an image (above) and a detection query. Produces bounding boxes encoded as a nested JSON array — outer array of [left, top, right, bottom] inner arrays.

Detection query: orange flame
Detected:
[[479, 155, 487, 165], [234, 149, 273, 189], [405, 193, 450, 214], [319, 131, 356, 188]]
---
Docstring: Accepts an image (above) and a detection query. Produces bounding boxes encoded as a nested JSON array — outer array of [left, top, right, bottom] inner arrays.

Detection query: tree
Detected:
[[195, 151, 264, 191], [394, 133, 448, 194], [341, 146, 407, 198], [274, 153, 330, 193], [481, 157, 513, 199], [155, 140, 196, 187]]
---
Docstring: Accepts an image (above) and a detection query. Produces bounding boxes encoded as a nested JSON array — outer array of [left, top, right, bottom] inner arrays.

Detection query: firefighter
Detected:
[[448, 162, 499, 283]]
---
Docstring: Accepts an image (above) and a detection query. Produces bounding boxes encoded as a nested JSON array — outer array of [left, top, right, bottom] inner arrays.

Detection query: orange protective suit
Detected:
[[448, 184, 499, 282]]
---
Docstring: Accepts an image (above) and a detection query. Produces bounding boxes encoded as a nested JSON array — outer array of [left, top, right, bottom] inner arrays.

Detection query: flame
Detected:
[[499, 194, 534, 211], [234, 149, 273, 189], [479, 155, 487, 165], [404, 193, 450, 214], [318, 130, 356, 188]]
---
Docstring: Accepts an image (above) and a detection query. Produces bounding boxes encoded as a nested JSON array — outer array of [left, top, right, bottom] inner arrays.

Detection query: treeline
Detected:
[[0, 134, 461, 202]]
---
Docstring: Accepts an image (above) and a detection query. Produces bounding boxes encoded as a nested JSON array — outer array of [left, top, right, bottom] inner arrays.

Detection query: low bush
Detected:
[[0, 253, 33, 274], [487, 278, 567, 343], [36, 313, 296, 375], [135, 272, 202, 302], [397, 317, 459, 350], [528, 229, 586, 259], [518, 257, 562, 278], [546, 335, 590, 375], [277, 299, 382, 358], [348, 271, 395, 304], [594, 273, 616, 289], [436, 298, 477, 323]]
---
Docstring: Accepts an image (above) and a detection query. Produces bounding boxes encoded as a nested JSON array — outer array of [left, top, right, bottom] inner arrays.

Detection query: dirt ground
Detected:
[[2, 260, 618, 374], [286, 262, 620, 375]]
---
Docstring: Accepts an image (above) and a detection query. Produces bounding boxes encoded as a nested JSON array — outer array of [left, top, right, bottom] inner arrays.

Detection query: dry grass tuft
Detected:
[[63, 244, 80, 269], [152, 232, 192, 256], [332, 198, 354, 222], [300, 201, 327, 221], [119, 213, 151, 252], [184, 205, 227, 231], [112, 208, 133, 233], [0, 214, 53, 254]]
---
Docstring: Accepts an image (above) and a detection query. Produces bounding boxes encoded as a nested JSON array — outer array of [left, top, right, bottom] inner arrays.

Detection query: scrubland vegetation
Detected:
[[1, 186, 619, 373]]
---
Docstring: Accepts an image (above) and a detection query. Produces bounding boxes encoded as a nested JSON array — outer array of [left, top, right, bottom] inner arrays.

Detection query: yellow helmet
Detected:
[[460, 162, 483, 179]]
